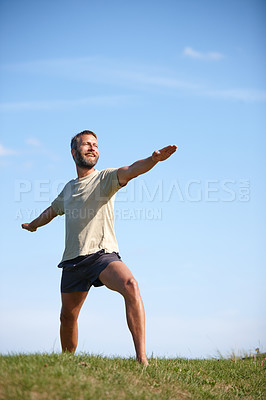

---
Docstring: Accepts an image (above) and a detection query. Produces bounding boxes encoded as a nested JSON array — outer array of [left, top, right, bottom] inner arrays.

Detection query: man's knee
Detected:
[[60, 308, 78, 325], [123, 277, 140, 299]]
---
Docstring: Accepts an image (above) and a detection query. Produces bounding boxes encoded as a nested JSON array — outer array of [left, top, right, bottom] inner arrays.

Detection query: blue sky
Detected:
[[0, 0, 265, 358]]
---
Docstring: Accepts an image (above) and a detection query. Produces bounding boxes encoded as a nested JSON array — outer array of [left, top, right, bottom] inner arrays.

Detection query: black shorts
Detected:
[[59, 249, 122, 293]]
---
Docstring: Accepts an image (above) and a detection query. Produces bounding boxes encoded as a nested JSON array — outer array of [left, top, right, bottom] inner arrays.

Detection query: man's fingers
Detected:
[[159, 144, 177, 153], [22, 223, 30, 229], [152, 144, 177, 162], [21, 223, 36, 232], [158, 145, 177, 158], [22, 223, 29, 231], [166, 144, 177, 151]]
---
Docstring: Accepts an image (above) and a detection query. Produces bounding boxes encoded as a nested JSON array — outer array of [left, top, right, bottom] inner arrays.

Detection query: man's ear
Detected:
[[71, 148, 75, 159]]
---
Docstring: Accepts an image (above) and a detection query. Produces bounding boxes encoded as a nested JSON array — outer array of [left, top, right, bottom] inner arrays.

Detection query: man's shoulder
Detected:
[[64, 178, 76, 187], [98, 168, 118, 177], [58, 178, 76, 195]]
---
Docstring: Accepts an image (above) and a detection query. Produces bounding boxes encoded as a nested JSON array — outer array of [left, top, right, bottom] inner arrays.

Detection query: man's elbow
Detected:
[[48, 206, 58, 219], [117, 167, 133, 187]]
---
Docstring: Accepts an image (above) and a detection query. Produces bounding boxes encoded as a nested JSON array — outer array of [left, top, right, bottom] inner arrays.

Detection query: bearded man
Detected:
[[22, 130, 177, 365]]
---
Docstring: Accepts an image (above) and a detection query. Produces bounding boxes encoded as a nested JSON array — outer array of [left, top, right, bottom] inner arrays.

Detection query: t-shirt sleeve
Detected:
[[100, 168, 122, 197], [51, 187, 65, 215]]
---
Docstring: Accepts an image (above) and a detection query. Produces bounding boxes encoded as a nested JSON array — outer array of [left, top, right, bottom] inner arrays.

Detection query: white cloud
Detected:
[[2, 56, 200, 91], [0, 95, 130, 112], [183, 46, 224, 60], [1, 56, 266, 106], [131, 73, 200, 90], [0, 143, 17, 156], [26, 137, 41, 147]]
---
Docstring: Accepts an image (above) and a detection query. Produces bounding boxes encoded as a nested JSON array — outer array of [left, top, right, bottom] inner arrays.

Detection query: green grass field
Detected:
[[0, 353, 265, 399]]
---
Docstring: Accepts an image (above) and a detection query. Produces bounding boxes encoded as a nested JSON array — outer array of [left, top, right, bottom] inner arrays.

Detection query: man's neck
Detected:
[[76, 166, 96, 179]]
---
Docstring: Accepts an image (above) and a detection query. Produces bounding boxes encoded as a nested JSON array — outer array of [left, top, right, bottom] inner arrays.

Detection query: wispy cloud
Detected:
[[129, 73, 200, 90], [0, 143, 17, 156], [0, 137, 59, 169], [1, 56, 266, 105], [0, 95, 129, 112], [2, 56, 201, 90], [26, 137, 42, 147], [183, 46, 224, 61]]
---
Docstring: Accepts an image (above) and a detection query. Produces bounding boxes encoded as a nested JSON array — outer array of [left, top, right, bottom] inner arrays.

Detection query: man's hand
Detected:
[[117, 144, 178, 187], [21, 223, 37, 232], [21, 206, 57, 232], [152, 145, 177, 162]]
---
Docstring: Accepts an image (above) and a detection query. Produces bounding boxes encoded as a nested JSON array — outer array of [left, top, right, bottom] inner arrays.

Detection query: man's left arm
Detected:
[[117, 144, 177, 187]]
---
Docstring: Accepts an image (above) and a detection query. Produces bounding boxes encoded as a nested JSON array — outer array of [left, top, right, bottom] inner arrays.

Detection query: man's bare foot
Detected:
[[137, 357, 149, 366]]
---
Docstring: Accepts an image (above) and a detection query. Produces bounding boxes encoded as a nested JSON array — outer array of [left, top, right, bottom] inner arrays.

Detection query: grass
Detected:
[[0, 353, 265, 399]]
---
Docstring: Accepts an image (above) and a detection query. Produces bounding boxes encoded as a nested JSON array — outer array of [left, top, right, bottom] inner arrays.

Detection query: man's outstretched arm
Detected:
[[21, 206, 57, 232], [117, 144, 177, 187]]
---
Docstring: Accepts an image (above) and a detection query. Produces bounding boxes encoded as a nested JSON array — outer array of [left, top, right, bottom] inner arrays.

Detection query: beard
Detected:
[[74, 148, 99, 169]]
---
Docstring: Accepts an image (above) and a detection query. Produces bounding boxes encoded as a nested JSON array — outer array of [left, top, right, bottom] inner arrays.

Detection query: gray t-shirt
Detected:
[[51, 168, 122, 262]]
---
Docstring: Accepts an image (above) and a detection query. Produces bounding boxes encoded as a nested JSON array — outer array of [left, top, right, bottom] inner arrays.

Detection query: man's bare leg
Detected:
[[99, 261, 148, 366], [60, 291, 88, 353]]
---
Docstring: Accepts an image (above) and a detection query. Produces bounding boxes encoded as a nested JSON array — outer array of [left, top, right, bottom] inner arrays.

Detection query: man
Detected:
[[22, 130, 177, 366]]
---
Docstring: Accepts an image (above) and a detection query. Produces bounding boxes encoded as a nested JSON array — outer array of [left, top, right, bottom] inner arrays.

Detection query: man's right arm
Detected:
[[21, 206, 57, 232]]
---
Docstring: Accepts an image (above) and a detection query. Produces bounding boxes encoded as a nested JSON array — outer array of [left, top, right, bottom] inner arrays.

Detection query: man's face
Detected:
[[72, 134, 99, 169]]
